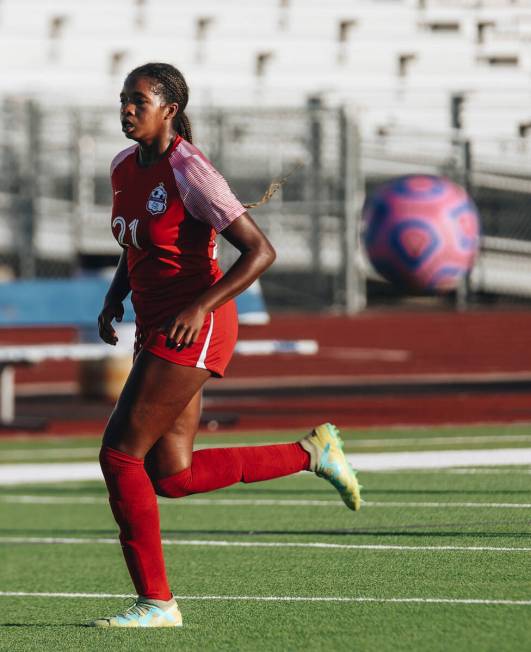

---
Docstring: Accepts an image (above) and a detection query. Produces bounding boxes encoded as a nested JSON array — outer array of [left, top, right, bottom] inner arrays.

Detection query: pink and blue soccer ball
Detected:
[[362, 174, 480, 292]]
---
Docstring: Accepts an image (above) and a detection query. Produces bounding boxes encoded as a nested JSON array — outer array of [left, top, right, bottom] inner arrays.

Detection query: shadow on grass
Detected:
[[162, 528, 531, 540], [0, 528, 117, 536], [0, 623, 85, 628], [224, 487, 531, 497], [0, 487, 107, 496], [208, 488, 342, 497], [366, 489, 531, 496], [1, 524, 530, 539]]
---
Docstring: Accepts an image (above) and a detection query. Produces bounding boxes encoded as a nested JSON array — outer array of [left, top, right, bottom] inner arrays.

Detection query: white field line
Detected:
[[3, 434, 531, 461], [377, 468, 531, 475], [364, 501, 531, 508], [2, 448, 531, 485], [0, 462, 102, 484], [0, 448, 101, 461], [350, 435, 531, 447], [0, 591, 529, 606], [0, 537, 530, 553], [0, 443, 267, 461], [1, 495, 531, 509], [440, 468, 531, 475], [348, 449, 531, 470]]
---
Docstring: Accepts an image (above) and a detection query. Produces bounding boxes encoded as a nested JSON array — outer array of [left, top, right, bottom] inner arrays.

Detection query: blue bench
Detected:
[[0, 277, 269, 327]]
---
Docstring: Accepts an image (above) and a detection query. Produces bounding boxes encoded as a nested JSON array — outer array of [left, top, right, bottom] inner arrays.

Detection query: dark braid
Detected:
[[126, 62, 193, 142], [242, 162, 303, 210]]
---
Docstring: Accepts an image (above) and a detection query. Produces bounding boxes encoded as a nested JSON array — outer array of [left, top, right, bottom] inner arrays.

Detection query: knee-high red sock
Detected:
[[99, 446, 171, 600], [155, 443, 310, 498]]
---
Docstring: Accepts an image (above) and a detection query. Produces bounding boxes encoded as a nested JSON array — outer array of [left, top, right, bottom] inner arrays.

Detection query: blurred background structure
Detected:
[[2, 0, 531, 311], [3, 0, 531, 430]]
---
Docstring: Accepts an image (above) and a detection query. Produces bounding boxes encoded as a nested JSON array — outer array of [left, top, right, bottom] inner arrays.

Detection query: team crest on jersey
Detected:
[[146, 182, 167, 215]]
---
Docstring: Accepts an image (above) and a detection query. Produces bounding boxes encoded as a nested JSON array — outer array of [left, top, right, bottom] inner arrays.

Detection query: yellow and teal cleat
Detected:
[[300, 423, 362, 511], [89, 596, 183, 628]]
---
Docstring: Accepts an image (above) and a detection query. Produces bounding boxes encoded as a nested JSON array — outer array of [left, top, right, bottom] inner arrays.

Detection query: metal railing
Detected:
[[2, 97, 531, 310]]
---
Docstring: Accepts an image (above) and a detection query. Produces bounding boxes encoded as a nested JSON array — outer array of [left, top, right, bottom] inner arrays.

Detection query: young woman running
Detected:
[[92, 62, 361, 628]]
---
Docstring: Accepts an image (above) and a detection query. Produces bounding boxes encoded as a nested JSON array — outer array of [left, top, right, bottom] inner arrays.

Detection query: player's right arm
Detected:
[[98, 249, 130, 345]]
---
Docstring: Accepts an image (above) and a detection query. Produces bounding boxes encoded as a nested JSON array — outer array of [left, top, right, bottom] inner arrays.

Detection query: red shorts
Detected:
[[133, 299, 238, 378]]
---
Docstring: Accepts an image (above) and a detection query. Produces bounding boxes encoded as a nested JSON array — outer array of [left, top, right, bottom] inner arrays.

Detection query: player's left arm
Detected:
[[163, 212, 275, 349], [199, 211, 276, 310]]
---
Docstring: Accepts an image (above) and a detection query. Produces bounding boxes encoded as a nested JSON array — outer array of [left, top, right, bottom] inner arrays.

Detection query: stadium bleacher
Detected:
[[2, 0, 531, 139], [2, 0, 531, 302]]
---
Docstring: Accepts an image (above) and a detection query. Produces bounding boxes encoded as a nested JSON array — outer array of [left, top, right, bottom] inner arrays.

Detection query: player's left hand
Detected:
[[160, 305, 207, 350]]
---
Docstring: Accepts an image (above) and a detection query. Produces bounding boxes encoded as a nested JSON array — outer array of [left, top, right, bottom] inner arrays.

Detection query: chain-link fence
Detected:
[[2, 97, 531, 311], [0, 99, 354, 311]]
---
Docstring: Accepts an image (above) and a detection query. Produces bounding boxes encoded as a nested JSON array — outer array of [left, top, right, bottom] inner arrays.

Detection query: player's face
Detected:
[[119, 75, 175, 143]]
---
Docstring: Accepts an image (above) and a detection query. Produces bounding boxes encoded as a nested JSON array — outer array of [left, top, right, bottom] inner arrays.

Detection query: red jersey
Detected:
[[110, 136, 246, 328]]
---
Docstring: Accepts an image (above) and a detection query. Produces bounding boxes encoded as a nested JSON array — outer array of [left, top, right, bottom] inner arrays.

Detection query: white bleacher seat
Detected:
[[3, 0, 531, 162]]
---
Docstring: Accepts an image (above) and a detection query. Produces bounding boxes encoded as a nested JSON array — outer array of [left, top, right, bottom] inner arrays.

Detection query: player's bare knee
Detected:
[[102, 408, 145, 454]]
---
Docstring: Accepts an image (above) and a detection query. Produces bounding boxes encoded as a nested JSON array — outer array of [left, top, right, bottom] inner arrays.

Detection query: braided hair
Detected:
[[126, 62, 193, 142], [126, 62, 300, 209]]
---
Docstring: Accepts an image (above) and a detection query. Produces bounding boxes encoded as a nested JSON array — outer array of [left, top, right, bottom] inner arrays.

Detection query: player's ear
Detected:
[[164, 102, 179, 122]]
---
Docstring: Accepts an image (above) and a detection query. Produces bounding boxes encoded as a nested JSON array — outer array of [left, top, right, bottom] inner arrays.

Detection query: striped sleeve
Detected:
[[169, 139, 246, 233]]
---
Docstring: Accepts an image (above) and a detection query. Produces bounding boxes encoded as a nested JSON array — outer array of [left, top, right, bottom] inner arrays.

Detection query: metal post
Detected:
[[447, 92, 473, 309], [214, 108, 225, 170], [454, 138, 473, 310], [0, 366, 15, 423], [72, 110, 96, 262], [212, 109, 228, 263], [341, 108, 366, 314], [18, 100, 40, 278], [307, 96, 323, 286]]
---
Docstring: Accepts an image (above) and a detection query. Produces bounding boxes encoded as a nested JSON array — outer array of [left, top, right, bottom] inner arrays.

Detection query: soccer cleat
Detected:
[[89, 596, 183, 628], [299, 423, 362, 511]]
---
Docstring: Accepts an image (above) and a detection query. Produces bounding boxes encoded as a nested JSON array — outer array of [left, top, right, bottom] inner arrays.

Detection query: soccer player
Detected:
[[92, 62, 361, 628]]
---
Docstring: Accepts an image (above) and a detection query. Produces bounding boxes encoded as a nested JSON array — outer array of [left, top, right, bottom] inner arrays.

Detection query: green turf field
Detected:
[[1, 425, 530, 651]]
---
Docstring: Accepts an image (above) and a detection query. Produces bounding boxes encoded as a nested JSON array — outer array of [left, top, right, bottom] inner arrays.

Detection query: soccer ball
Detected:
[[362, 174, 480, 292]]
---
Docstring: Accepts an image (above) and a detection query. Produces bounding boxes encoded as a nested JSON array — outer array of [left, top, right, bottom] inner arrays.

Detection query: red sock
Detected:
[[155, 443, 310, 498], [99, 446, 171, 600]]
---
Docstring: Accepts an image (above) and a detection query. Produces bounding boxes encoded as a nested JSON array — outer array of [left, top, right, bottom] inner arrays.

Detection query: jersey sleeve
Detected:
[[169, 140, 246, 233], [110, 145, 137, 190]]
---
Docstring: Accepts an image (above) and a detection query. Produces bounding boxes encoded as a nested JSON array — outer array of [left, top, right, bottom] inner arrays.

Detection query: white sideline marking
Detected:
[[0, 462, 103, 485], [346, 449, 531, 471], [3, 434, 531, 461], [2, 495, 531, 509], [0, 537, 529, 553], [351, 434, 531, 447], [0, 591, 529, 606], [2, 448, 531, 485]]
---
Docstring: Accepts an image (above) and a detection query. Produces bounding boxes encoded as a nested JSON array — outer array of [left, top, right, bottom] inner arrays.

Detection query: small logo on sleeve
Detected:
[[146, 182, 168, 215]]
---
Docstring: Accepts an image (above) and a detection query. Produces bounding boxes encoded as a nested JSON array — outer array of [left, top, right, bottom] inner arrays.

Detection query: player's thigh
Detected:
[[144, 389, 202, 479], [103, 350, 209, 458]]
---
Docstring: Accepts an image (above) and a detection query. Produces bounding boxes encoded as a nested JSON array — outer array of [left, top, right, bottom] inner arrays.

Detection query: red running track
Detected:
[[3, 308, 531, 433]]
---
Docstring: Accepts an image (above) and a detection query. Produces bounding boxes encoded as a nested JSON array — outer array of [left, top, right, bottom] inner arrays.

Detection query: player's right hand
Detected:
[[98, 300, 124, 345]]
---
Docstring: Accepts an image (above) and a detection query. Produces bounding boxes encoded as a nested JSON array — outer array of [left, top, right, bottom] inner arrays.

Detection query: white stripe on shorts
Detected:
[[196, 312, 214, 370]]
